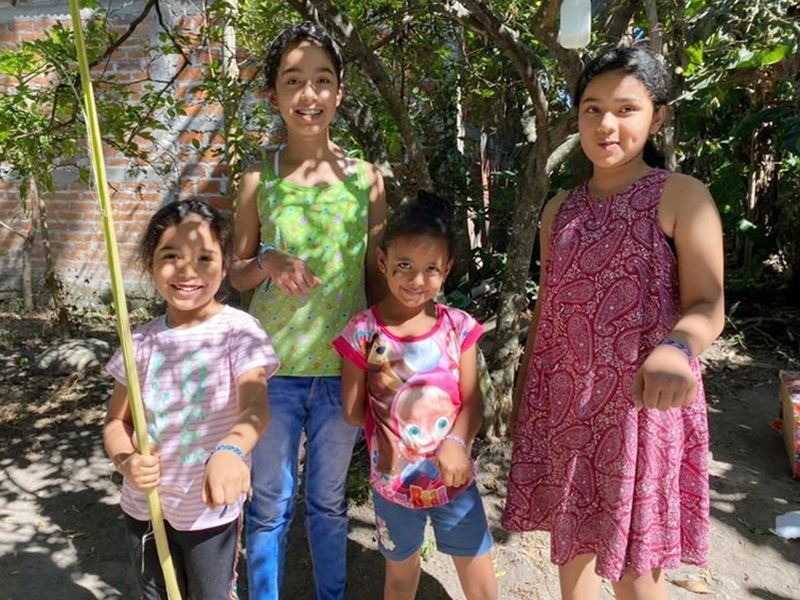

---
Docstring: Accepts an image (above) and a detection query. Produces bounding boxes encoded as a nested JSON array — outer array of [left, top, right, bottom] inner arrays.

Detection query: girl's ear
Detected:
[[267, 89, 280, 111], [377, 247, 387, 274], [443, 258, 454, 279], [335, 83, 344, 109], [650, 105, 667, 135]]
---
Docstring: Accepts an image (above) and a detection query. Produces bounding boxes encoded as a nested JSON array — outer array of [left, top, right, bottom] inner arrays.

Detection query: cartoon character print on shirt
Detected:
[[366, 334, 413, 473], [147, 349, 209, 466], [392, 376, 460, 508]]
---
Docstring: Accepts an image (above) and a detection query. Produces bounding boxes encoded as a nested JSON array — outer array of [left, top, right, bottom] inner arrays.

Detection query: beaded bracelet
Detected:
[[256, 243, 276, 271], [443, 434, 468, 450], [659, 337, 692, 360], [205, 443, 245, 465]]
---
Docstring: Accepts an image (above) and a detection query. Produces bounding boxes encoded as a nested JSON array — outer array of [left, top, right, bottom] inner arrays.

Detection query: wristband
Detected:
[[443, 434, 468, 450], [256, 243, 276, 271], [206, 444, 245, 465], [659, 337, 692, 360]]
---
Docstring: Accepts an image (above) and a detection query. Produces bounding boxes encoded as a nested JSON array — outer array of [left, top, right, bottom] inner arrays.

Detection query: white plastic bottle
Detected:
[[559, 0, 592, 49]]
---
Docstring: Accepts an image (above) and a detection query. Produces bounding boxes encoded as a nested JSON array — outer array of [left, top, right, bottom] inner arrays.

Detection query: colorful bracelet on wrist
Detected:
[[256, 243, 276, 271], [205, 443, 245, 465], [443, 434, 468, 451], [659, 337, 692, 360]]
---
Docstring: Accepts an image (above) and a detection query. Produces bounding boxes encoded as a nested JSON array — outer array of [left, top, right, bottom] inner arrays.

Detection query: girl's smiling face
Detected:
[[578, 70, 666, 171], [150, 214, 225, 327], [269, 40, 343, 137], [378, 235, 452, 311]]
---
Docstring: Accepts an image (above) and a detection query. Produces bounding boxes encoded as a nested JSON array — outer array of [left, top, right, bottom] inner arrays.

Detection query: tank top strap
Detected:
[[353, 157, 370, 191], [260, 144, 285, 191]]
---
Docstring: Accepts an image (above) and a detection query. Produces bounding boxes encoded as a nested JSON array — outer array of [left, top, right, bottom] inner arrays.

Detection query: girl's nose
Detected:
[[177, 260, 196, 276], [299, 81, 316, 101], [597, 112, 615, 134]]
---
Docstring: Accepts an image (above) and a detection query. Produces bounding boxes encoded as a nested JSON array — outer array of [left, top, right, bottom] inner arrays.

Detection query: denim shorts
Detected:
[[372, 482, 494, 562]]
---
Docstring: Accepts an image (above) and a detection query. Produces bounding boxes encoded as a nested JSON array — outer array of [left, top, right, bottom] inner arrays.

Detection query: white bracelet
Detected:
[[443, 434, 468, 450]]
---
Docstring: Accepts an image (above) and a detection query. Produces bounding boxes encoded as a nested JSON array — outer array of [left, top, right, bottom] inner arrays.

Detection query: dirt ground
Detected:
[[1, 307, 799, 599]]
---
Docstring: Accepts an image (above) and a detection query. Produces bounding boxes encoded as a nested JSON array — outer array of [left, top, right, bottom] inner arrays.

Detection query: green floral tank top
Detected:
[[249, 147, 370, 376]]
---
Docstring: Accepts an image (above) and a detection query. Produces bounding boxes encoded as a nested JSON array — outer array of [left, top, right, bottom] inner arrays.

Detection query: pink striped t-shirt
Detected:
[[107, 305, 279, 531]]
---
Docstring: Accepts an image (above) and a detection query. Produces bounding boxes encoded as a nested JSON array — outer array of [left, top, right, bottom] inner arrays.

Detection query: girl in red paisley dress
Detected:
[[503, 46, 725, 600]]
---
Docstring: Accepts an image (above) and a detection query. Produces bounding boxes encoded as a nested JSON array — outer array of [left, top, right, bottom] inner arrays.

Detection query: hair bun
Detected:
[[415, 190, 453, 227]]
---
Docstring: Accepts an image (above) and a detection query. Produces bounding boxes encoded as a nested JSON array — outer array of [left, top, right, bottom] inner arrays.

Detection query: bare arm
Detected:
[[230, 166, 322, 296], [230, 168, 269, 292], [664, 174, 726, 354], [365, 163, 388, 305], [203, 366, 269, 507], [634, 174, 725, 410], [103, 381, 160, 489], [436, 343, 482, 488], [509, 191, 567, 435], [341, 359, 368, 427]]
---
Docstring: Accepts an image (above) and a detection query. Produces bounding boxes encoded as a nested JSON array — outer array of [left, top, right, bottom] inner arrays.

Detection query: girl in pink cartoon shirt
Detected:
[[333, 191, 497, 600]]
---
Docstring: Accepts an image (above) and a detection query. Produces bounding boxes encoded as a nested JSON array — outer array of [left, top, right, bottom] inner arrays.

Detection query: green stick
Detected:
[[68, 2, 181, 598]]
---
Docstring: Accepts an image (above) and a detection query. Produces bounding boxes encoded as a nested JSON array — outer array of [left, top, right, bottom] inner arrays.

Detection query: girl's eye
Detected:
[[199, 256, 212, 263], [397, 262, 411, 270], [584, 106, 599, 114], [162, 253, 178, 260], [407, 425, 421, 437], [318, 77, 331, 85], [620, 106, 635, 114], [427, 266, 440, 274], [436, 417, 449, 431]]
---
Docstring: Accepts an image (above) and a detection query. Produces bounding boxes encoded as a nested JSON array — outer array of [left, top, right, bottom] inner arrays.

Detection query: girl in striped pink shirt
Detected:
[[104, 200, 279, 599]]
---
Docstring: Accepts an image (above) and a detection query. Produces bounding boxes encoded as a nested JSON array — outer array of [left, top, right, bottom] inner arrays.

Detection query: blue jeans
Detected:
[[246, 376, 359, 600]]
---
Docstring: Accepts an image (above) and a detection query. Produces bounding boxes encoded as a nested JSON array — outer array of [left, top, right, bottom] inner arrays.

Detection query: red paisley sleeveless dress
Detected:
[[502, 170, 709, 580]]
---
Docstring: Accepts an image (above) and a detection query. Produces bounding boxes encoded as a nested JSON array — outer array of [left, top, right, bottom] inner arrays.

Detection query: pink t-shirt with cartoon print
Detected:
[[107, 306, 279, 531], [333, 304, 483, 509]]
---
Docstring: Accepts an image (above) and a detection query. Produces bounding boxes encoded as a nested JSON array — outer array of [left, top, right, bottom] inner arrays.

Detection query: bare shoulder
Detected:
[[663, 172, 714, 210], [360, 159, 384, 188], [541, 189, 570, 226]]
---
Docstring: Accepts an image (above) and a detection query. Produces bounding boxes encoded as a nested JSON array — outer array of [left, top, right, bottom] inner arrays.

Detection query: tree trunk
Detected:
[[31, 176, 72, 337], [485, 142, 550, 438], [645, 0, 678, 170], [21, 221, 36, 311], [744, 126, 776, 276]]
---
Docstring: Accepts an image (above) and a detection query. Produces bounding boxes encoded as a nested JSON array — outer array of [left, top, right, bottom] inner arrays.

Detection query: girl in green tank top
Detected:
[[229, 22, 387, 600], [248, 146, 371, 375]]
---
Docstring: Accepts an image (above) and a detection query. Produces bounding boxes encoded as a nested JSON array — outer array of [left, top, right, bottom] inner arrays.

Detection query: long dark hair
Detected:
[[382, 191, 455, 258], [138, 199, 232, 270], [264, 21, 344, 91], [575, 46, 671, 168]]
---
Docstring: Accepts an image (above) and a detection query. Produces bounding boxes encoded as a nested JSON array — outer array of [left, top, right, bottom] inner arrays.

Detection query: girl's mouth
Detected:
[[172, 283, 202, 294], [296, 108, 323, 120], [599, 141, 619, 149]]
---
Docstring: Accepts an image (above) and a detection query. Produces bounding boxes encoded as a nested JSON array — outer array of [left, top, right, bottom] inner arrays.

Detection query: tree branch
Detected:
[[438, 0, 550, 150], [89, 0, 158, 69], [0, 218, 26, 239]]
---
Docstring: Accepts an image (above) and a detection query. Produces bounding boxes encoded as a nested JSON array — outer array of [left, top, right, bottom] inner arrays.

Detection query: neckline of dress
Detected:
[[583, 168, 663, 202]]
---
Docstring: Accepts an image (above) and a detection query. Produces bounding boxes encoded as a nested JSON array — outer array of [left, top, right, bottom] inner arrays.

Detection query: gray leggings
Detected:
[[124, 514, 241, 600]]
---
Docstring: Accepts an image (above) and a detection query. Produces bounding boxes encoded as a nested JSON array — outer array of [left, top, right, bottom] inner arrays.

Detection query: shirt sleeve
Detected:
[[106, 347, 127, 385], [332, 311, 372, 371], [458, 310, 484, 352], [230, 314, 281, 380]]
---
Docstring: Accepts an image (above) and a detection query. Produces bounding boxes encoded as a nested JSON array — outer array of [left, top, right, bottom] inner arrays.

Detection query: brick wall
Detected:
[[0, 0, 237, 306]]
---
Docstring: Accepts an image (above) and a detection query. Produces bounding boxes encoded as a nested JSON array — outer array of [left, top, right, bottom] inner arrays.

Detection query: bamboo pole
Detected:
[[68, 2, 182, 598]]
